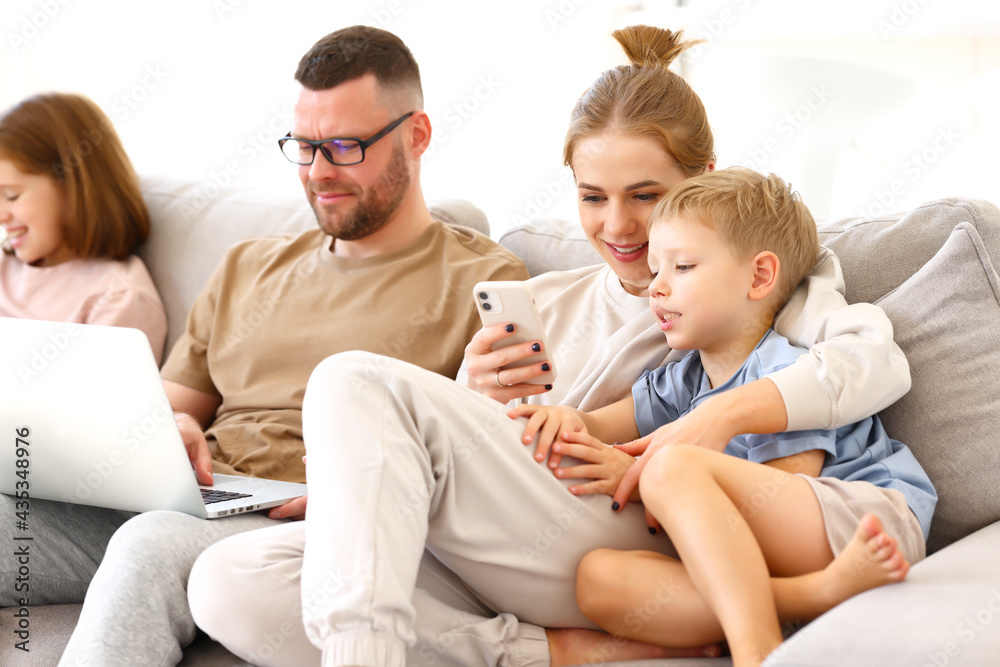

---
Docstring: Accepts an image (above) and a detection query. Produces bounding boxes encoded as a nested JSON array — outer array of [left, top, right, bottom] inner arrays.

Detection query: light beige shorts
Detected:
[[799, 475, 926, 565]]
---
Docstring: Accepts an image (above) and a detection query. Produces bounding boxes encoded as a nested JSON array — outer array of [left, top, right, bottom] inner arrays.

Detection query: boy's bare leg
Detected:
[[634, 445, 835, 667], [578, 513, 909, 649], [771, 513, 909, 619], [545, 627, 722, 666]]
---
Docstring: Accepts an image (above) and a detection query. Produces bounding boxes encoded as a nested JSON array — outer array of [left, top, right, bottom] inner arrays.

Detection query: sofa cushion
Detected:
[[498, 217, 602, 277], [135, 175, 491, 354], [767, 521, 1000, 666], [817, 198, 1000, 305], [874, 222, 1000, 554]]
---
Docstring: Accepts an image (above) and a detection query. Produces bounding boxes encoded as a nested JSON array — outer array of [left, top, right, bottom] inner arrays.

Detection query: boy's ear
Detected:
[[747, 251, 779, 301]]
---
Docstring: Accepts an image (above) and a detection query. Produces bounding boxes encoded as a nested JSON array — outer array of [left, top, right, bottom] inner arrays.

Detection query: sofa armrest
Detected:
[[767, 521, 1000, 666]]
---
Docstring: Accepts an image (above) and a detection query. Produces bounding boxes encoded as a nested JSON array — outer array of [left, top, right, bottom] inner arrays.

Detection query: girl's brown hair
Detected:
[[563, 26, 715, 177], [0, 92, 150, 260]]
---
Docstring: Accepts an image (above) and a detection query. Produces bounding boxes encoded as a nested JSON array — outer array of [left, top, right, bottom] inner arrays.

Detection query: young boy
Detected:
[[509, 167, 937, 667]]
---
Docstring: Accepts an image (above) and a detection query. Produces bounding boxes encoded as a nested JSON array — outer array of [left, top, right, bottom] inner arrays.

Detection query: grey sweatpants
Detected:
[[58, 510, 278, 666], [0, 492, 277, 666]]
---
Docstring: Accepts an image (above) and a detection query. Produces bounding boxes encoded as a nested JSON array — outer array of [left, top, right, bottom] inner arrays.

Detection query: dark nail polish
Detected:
[[612, 501, 620, 511], [648, 526, 657, 535], [505, 324, 514, 333], [532, 342, 541, 352], [541, 363, 550, 372], [544, 384, 552, 391]]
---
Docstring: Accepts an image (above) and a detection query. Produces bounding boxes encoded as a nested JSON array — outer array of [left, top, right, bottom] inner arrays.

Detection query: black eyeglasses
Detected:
[[278, 111, 415, 166]]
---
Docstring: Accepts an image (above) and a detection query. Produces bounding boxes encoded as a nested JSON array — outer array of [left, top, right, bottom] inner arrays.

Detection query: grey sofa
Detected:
[[3, 176, 998, 666]]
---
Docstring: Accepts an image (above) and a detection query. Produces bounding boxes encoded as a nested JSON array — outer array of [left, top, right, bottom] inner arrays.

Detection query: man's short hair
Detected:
[[650, 167, 819, 302], [295, 25, 422, 106]]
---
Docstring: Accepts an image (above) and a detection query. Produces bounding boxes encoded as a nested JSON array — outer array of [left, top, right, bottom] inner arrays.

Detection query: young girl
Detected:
[[0, 92, 167, 363]]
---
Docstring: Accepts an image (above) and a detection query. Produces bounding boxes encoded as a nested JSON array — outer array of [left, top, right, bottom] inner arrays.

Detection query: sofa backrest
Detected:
[[135, 175, 490, 353], [816, 198, 1000, 305]]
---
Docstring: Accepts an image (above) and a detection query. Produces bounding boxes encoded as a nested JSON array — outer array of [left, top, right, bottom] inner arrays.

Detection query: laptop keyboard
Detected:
[[200, 488, 253, 505]]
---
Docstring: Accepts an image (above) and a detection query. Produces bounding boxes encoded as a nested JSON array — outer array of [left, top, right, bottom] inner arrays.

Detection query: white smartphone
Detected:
[[474, 281, 556, 386]]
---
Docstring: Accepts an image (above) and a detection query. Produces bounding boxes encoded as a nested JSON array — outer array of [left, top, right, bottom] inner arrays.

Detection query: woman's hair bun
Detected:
[[612, 25, 700, 69]]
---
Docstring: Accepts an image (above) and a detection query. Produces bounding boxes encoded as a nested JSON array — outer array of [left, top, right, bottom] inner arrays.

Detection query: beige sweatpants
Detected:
[[189, 351, 674, 667]]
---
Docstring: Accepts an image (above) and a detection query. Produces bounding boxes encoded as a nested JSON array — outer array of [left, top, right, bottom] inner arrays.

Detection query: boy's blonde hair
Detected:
[[650, 167, 819, 303]]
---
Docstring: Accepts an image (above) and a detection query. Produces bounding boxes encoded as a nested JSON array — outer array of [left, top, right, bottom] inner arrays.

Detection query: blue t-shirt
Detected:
[[631, 329, 937, 540]]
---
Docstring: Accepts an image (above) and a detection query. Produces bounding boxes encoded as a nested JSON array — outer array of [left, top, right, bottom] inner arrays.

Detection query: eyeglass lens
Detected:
[[280, 139, 364, 165]]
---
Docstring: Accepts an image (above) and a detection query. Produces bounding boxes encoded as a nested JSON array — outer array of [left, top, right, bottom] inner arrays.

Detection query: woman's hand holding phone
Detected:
[[464, 324, 553, 401], [466, 281, 557, 402]]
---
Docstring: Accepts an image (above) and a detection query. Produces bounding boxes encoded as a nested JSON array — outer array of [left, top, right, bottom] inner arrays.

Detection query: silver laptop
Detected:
[[0, 317, 307, 519]]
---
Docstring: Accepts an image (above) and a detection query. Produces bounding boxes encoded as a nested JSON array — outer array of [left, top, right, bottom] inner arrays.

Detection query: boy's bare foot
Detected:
[[546, 627, 722, 666], [820, 513, 909, 607]]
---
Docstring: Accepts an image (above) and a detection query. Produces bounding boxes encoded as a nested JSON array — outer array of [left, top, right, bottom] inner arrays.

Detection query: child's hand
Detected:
[[508, 404, 587, 466], [551, 430, 640, 502]]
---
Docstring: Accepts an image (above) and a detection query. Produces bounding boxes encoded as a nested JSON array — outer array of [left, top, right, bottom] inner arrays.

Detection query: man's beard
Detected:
[[311, 142, 410, 242]]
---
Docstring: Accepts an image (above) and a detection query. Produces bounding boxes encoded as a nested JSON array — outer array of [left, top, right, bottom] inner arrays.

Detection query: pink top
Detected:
[[0, 252, 168, 364]]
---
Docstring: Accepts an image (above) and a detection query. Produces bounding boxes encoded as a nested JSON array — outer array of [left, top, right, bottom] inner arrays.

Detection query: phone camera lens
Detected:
[[482, 303, 492, 310], [478, 292, 488, 300]]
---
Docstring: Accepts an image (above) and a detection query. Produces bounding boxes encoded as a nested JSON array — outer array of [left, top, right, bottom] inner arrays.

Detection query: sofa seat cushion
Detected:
[[766, 521, 1000, 666], [874, 222, 1000, 553]]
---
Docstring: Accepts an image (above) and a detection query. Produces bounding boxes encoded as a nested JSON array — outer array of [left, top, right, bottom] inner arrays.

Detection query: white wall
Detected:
[[2, 0, 998, 237]]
